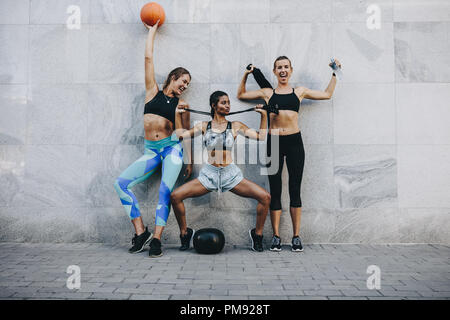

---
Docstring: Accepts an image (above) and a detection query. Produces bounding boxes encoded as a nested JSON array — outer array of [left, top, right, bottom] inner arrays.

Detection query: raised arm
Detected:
[[237, 66, 270, 101], [144, 21, 159, 102], [300, 59, 342, 100], [235, 104, 268, 141]]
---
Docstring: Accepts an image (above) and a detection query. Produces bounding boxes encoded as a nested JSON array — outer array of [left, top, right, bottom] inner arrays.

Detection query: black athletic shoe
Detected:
[[128, 227, 152, 254], [291, 236, 304, 252], [249, 228, 264, 252], [269, 235, 282, 252], [148, 238, 163, 258], [179, 228, 194, 251]]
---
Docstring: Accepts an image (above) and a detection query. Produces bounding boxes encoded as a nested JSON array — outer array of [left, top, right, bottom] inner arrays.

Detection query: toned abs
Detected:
[[144, 114, 175, 140]]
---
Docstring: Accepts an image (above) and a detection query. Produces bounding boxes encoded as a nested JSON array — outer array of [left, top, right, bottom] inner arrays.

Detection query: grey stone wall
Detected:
[[1, 0, 449, 244]]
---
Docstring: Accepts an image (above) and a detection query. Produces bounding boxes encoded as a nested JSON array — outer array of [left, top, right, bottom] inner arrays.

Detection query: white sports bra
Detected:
[[203, 121, 234, 150]]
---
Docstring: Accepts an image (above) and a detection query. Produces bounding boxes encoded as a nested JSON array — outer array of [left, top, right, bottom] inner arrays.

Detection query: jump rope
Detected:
[[183, 64, 279, 117]]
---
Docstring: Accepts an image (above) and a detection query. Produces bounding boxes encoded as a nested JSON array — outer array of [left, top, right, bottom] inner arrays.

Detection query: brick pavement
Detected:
[[0, 242, 449, 300]]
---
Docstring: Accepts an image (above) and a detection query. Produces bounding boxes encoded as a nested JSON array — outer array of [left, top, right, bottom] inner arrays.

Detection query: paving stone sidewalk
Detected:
[[0, 242, 449, 300]]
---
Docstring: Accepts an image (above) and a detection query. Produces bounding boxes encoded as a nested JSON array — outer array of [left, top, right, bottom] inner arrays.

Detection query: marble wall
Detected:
[[1, 0, 449, 245]]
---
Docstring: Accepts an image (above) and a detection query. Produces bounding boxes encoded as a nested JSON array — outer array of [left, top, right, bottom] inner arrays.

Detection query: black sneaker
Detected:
[[291, 236, 303, 252], [128, 227, 152, 254], [269, 235, 282, 252], [249, 228, 264, 252], [148, 238, 163, 258], [179, 228, 194, 251]]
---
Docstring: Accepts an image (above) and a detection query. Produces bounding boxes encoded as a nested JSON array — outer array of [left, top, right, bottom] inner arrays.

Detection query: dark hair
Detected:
[[209, 91, 228, 118], [273, 56, 292, 70], [163, 67, 191, 90]]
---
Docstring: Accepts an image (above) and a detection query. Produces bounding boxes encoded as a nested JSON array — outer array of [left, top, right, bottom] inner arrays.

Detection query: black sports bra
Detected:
[[144, 91, 179, 124], [268, 88, 300, 113]]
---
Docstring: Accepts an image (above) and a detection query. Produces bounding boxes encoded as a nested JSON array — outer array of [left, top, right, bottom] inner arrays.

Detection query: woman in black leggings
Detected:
[[237, 56, 341, 252]]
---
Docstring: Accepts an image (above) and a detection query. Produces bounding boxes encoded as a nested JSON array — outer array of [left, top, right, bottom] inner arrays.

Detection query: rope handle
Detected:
[[183, 104, 278, 116]]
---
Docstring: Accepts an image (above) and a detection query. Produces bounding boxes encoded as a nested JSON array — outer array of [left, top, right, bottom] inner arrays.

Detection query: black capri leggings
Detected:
[[267, 131, 305, 210]]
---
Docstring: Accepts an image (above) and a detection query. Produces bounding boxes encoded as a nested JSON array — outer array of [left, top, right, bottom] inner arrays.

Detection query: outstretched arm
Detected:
[[174, 103, 203, 140], [144, 21, 159, 102], [300, 59, 342, 100], [235, 104, 268, 141]]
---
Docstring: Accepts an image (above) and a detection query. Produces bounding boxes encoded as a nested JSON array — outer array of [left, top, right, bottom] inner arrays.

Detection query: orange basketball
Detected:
[[140, 2, 165, 27]]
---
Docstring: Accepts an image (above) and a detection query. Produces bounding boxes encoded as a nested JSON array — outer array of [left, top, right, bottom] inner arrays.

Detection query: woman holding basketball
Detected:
[[170, 91, 271, 252], [237, 56, 341, 252], [114, 21, 192, 258]]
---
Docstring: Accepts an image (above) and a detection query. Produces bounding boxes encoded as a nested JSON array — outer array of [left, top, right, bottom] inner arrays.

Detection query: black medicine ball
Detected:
[[193, 228, 225, 254]]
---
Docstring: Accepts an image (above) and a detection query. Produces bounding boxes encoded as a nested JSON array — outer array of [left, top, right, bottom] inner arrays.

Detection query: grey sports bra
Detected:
[[204, 121, 234, 150]]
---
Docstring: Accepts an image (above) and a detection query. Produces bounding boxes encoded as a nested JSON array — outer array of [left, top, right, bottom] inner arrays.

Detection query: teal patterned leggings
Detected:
[[114, 136, 183, 226]]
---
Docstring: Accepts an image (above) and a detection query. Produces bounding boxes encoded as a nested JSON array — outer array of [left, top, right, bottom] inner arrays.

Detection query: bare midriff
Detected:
[[207, 149, 234, 167], [143, 114, 174, 140], [268, 110, 300, 135]]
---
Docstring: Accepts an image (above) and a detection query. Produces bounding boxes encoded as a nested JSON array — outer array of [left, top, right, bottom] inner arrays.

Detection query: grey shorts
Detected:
[[198, 163, 244, 193]]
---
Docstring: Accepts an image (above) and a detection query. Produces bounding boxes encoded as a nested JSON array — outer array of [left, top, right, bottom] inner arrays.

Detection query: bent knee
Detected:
[[170, 190, 181, 203], [261, 191, 271, 206], [113, 179, 123, 192]]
